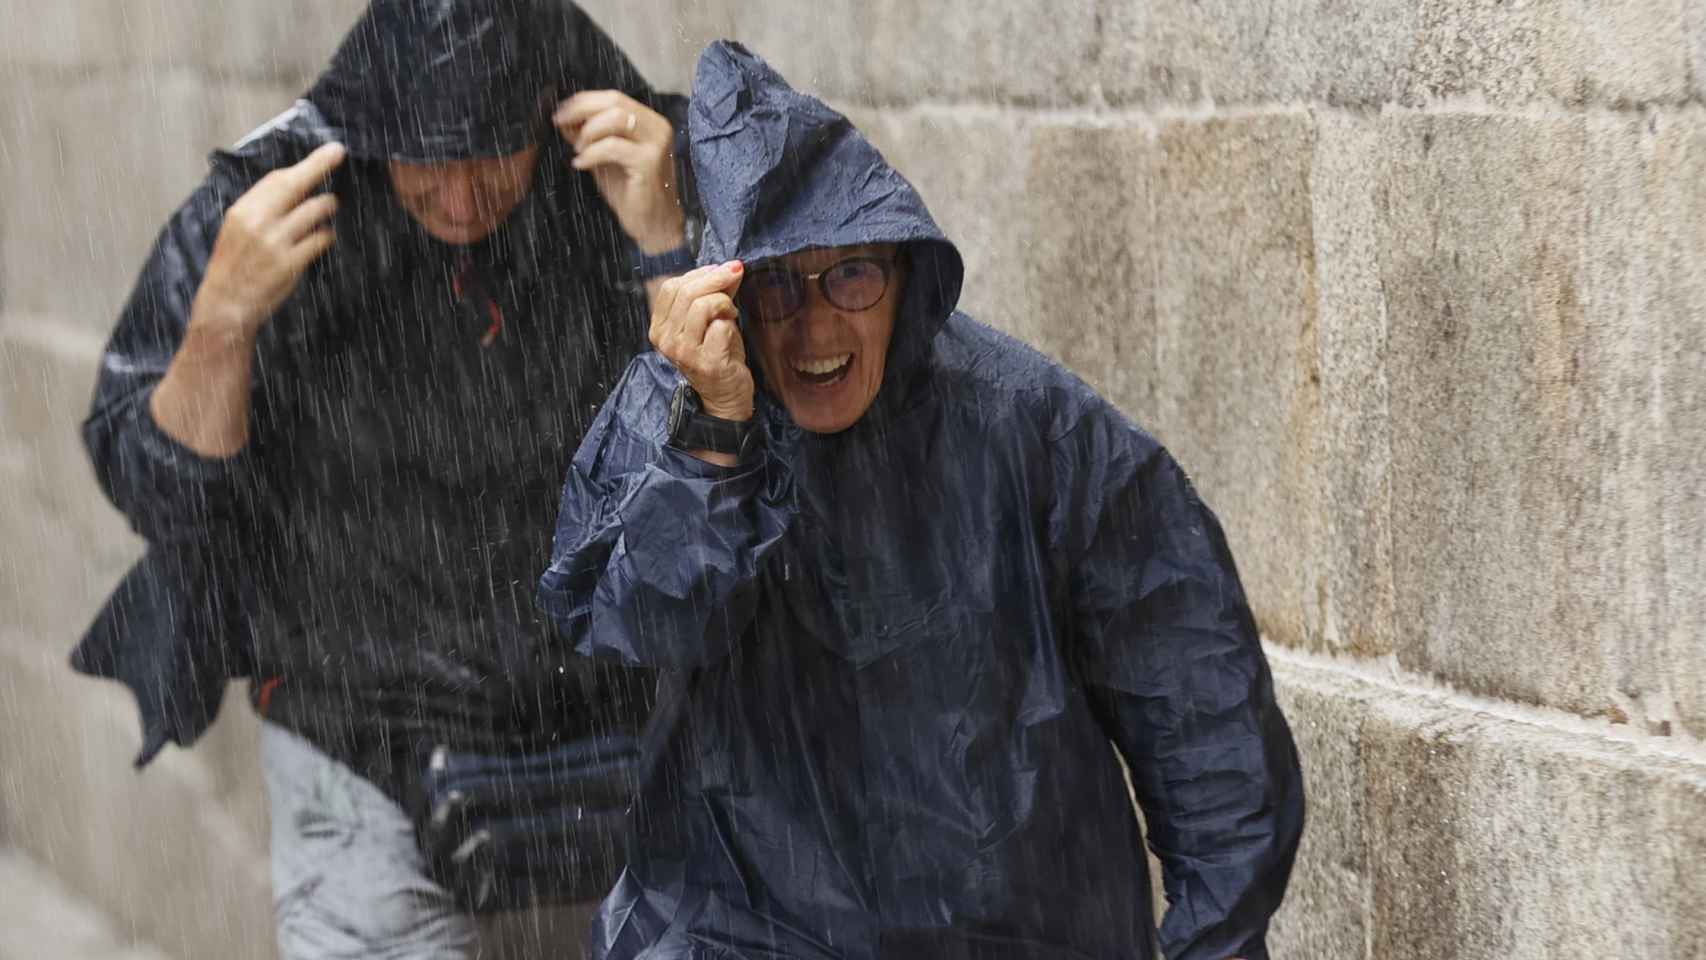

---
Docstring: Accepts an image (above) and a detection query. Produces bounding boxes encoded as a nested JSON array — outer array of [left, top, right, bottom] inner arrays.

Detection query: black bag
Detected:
[[412, 734, 641, 913]]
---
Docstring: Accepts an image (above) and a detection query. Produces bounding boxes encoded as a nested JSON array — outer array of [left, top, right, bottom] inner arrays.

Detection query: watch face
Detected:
[[668, 382, 702, 442]]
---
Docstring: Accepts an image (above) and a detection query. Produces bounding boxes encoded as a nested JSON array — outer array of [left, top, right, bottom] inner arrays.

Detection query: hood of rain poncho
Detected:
[[687, 41, 964, 414], [308, 0, 652, 162]]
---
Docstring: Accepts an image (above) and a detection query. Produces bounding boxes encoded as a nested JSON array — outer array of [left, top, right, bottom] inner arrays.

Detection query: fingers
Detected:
[[653, 262, 742, 331], [259, 142, 347, 214], [680, 292, 738, 347], [554, 90, 637, 133], [277, 192, 339, 242], [568, 135, 646, 174], [650, 262, 744, 355], [285, 227, 337, 272], [703, 318, 746, 366], [570, 106, 642, 153]]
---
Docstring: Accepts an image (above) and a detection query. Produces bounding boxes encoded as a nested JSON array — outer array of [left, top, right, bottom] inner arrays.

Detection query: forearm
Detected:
[[639, 210, 690, 311], [542, 449, 785, 669], [147, 298, 260, 459]]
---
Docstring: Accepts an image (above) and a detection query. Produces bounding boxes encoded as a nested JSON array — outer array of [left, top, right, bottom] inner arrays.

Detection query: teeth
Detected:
[[795, 354, 852, 376]]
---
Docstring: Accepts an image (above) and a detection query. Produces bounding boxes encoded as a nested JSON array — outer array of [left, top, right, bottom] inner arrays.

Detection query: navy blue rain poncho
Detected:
[[540, 42, 1305, 960]]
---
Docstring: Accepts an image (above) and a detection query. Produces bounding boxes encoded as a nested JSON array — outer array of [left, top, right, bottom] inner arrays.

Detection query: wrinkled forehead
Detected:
[[760, 243, 900, 273]]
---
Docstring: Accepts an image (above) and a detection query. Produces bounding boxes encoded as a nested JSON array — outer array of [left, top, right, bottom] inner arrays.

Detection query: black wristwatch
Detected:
[[666, 382, 756, 458]]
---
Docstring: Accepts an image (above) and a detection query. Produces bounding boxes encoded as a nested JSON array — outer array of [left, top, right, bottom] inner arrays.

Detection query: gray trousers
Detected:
[[260, 723, 598, 960]]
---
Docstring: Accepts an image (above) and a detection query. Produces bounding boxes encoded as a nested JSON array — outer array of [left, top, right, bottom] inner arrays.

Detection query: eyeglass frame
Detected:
[[736, 254, 903, 325]]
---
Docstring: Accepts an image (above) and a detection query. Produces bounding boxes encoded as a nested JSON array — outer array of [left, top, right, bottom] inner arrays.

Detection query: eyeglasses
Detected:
[[736, 256, 897, 324]]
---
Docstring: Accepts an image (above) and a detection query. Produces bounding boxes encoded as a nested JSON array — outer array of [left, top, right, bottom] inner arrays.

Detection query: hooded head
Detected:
[[313, 0, 573, 163], [304, 0, 653, 245], [688, 42, 964, 433]]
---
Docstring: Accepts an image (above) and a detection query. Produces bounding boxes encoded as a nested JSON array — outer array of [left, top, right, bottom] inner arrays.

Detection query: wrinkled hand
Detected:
[[196, 142, 345, 338], [650, 262, 753, 422], [556, 90, 685, 254]]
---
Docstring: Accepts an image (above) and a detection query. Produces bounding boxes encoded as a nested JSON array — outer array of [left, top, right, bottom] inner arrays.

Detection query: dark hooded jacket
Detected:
[[75, 0, 683, 789], [538, 43, 1305, 960]]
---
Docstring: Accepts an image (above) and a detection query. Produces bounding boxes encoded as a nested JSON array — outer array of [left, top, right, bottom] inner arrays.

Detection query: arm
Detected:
[[556, 91, 691, 314], [540, 262, 775, 666], [86, 144, 346, 543], [551, 11, 701, 308], [1056, 410, 1304, 960], [538, 353, 789, 670]]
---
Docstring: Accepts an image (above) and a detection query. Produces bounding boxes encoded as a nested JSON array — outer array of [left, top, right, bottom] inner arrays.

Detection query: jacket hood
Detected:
[[687, 42, 964, 407], [307, 0, 653, 163]]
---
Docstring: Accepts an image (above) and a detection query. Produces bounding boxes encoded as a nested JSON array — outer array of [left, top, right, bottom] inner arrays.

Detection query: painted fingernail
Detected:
[[727, 260, 744, 274]]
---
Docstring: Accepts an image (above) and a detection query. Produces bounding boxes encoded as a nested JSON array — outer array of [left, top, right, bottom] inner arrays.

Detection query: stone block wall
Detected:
[[0, 2, 370, 957], [2, 2, 1702, 957]]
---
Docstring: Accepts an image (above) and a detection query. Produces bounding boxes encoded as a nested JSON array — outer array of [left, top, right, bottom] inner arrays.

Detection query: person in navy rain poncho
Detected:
[[540, 42, 1305, 960]]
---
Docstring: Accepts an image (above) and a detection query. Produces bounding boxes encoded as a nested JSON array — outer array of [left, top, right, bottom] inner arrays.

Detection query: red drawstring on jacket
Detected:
[[452, 256, 504, 347]]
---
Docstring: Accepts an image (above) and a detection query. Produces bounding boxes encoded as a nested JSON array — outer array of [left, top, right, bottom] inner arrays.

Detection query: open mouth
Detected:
[[793, 353, 853, 386]]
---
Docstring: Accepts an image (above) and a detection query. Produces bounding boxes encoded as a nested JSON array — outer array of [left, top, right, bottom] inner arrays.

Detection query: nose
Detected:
[[439, 167, 480, 223], [791, 295, 845, 346]]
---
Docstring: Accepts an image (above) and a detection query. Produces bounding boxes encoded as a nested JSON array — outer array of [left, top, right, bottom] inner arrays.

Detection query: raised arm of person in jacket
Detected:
[[538, 261, 791, 670], [84, 143, 345, 545], [1055, 404, 1305, 960]]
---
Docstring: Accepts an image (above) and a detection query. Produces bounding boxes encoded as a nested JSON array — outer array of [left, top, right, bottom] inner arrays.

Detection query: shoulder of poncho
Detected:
[[928, 311, 1142, 444]]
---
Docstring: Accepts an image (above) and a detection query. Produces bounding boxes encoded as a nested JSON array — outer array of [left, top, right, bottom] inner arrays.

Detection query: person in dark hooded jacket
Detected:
[[538, 43, 1306, 960], [75, 1, 699, 956]]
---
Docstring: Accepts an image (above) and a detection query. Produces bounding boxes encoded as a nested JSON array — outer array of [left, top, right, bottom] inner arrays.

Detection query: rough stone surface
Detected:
[[0, 848, 175, 960], [1377, 114, 1620, 717], [0, 69, 219, 332], [624, 0, 1099, 106], [859, 0, 1100, 106], [1639, 112, 1706, 740], [1272, 655, 1706, 960], [0, 0, 202, 72], [1102, 0, 1421, 106], [1363, 702, 1706, 960], [577, 0, 731, 95], [1149, 115, 1325, 652], [1103, 0, 1693, 108], [1020, 124, 1155, 419], [1692, 3, 1706, 102], [1399, 0, 1693, 106], [0, 639, 275, 960], [1267, 673, 1369, 958], [0, 322, 144, 640], [198, 0, 365, 84], [1307, 114, 1396, 657], [1577, 110, 1706, 740], [0, 0, 360, 81]]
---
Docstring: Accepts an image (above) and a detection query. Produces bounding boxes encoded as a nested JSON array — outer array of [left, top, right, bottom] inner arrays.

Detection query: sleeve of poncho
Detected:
[[539, 352, 791, 670]]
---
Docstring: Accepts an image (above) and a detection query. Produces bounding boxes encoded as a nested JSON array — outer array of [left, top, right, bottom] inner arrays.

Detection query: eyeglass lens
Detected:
[[740, 258, 890, 323]]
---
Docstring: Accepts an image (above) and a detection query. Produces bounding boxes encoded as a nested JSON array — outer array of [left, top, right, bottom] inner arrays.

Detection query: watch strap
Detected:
[[667, 384, 754, 456]]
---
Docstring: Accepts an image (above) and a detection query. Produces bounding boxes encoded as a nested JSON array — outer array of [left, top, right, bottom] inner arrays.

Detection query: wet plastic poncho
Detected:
[[75, 0, 678, 774], [539, 43, 1305, 960]]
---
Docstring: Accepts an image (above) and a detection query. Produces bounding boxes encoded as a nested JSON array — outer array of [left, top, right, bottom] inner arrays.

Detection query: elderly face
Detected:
[[388, 146, 540, 245], [740, 244, 904, 434]]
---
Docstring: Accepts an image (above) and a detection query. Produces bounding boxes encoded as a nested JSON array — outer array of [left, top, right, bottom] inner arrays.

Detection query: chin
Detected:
[[429, 223, 499, 245], [787, 403, 867, 435]]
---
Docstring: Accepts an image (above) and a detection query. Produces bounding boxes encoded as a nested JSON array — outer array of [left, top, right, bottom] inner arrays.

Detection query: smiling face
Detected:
[[742, 244, 904, 434], [387, 146, 540, 245]]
